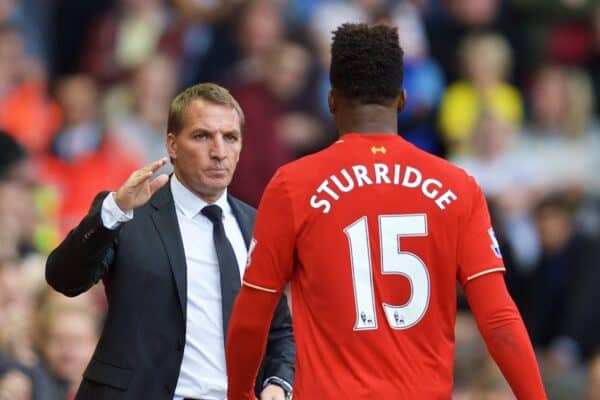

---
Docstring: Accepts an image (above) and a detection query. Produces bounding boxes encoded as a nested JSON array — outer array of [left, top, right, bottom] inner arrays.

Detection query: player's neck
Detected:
[[335, 104, 398, 135]]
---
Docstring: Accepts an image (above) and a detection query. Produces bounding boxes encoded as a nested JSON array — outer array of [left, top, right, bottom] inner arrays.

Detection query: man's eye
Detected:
[[225, 135, 239, 142]]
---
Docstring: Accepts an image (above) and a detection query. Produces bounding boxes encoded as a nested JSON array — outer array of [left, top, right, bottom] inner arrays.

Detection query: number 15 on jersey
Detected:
[[344, 214, 430, 331]]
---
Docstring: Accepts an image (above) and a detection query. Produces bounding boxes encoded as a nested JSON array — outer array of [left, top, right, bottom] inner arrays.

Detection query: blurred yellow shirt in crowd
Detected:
[[439, 81, 523, 156]]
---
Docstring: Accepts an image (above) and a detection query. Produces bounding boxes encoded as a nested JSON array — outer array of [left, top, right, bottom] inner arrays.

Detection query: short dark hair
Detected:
[[0, 131, 27, 181], [534, 193, 577, 218], [167, 83, 245, 135], [330, 23, 404, 105]]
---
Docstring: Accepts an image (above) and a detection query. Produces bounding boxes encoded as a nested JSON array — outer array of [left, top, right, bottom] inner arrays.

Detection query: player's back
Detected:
[[278, 133, 503, 399]]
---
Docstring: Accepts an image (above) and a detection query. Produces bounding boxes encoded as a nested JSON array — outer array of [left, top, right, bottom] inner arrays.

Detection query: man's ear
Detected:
[[166, 132, 177, 161], [328, 90, 335, 114], [397, 89, 407, 113]]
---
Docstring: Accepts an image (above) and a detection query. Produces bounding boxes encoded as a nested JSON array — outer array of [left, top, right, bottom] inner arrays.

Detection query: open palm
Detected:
[[114, 158, 169, 212]]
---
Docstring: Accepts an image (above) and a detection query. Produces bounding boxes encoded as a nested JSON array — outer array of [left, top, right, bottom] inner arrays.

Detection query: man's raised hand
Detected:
[[114, 158, 169, 212]]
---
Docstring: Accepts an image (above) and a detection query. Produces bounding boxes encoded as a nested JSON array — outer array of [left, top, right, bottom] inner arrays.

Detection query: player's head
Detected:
[[328, 23, 406, 112]]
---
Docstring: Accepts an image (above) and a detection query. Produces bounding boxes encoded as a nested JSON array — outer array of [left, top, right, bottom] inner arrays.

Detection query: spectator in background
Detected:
[[1, 257, 99, 400], [588, 353, 600, 400], [0, 0, 48, 64], [0, 131, 38, 261], [0, 260, 33, 400], [229, 41, 319, 206], [427, 0, 501, 82], [80, 0, 183, 87], [0, 369, 32, 400], [392, 1, 445, 155], [109, 53, 178, 166], [172, 0, 241, 25], [452, 112, 534, 210], [34, 302, 99, 400], [0, 259, 51, 400], [38, 75, 142, 235], [171, 0, 243, 88], [439, 32, 523, 156], [0, 26, 60, 155], [520, 195, 600, 371], [517, 64, 600, 196], [0, 259, 36, 367], [219, 0, 285, 87], [425, 0, 523, 83], [307, 0, 369, 124], [588, 4, 600, 117]]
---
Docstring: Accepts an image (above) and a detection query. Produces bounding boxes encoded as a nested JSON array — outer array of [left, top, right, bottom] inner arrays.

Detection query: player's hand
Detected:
[[260, 384, 285, 400], [114, 158, 169, 212]]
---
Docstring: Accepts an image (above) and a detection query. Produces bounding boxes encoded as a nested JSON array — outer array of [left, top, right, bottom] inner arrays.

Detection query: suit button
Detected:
[[163, 384, 172, 395], [176, 340, 184, 352]]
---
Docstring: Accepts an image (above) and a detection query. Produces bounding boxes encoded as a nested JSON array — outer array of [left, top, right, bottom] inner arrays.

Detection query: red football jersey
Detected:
[[243, 133, 505, 399]]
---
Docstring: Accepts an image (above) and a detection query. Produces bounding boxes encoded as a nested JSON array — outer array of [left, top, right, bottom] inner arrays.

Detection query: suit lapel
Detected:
[[150, 183, 187, 319], [228, 196, 254, 249]]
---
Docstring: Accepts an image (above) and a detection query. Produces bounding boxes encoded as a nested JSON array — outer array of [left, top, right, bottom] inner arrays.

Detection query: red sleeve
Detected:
[[242, 169, 296, 292], [464, 273, 547, 399], [226, 169, 296, 400], [457, 177, 505, 285], [226, 285, 280, 400]]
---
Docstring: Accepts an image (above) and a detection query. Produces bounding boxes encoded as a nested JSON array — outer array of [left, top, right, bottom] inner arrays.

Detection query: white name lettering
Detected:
[[309, 163, 458, 214]]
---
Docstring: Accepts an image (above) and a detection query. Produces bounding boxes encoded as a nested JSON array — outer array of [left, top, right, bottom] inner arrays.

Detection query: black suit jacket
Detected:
[[45, 184, 294, 399]]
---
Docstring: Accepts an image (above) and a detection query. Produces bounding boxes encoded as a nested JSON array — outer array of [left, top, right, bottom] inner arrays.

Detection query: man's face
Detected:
[[167, 99, 242, 203], [43, 312, 98, 384]]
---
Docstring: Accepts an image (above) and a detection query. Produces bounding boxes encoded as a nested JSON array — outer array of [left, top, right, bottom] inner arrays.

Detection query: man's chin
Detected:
[[191, 178, 231, 200]]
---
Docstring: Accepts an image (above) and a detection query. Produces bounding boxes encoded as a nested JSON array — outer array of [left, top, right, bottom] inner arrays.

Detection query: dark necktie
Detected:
[[201, 204, 241, 339]]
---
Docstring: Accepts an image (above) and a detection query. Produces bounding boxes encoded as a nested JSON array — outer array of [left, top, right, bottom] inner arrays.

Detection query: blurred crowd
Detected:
[[0, 0, 599, 399]]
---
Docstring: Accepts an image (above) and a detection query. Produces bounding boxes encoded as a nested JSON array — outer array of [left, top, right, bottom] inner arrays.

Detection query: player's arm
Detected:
[[227, 285, 283, 400], [457, 177, 546, 398], [227, 170, 296, 400], [464, 272, 547, 399]]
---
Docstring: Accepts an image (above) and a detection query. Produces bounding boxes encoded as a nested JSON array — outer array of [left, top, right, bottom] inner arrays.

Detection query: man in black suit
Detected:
[[45, 83, 294, 400]]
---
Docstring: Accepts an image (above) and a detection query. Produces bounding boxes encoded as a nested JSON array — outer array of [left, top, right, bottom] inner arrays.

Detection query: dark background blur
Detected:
[[1, 0, 599, 399]]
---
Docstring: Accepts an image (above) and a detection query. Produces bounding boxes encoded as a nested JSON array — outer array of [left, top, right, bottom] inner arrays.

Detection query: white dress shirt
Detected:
[[101, 175, 248, 400]]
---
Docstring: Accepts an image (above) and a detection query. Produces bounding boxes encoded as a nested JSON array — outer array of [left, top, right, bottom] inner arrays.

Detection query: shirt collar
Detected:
[[170, 174, 230, 219]]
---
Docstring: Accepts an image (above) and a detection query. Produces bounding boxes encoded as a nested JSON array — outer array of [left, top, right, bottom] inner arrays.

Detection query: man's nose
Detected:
[[210, 136, 227, 159]]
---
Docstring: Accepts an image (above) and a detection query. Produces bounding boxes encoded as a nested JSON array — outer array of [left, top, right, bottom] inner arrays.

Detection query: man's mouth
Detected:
[[205, 167, 227, 175]]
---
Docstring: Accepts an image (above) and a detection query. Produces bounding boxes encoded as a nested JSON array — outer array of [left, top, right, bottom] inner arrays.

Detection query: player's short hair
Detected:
[[330, 23, 404, 105], [167, 83, 245, 135]]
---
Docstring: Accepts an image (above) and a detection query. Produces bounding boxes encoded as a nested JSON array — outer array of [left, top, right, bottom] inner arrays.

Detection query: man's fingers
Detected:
[[146, 157, 168, 174], [130, 170, 154, 187], [150, 174, 169, 194], [131, 158, 168, 187]]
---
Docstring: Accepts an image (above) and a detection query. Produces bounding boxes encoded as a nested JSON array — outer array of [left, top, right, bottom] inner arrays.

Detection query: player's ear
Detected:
[[328, 90, 336, 114], [397, 89, 407, 113]]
